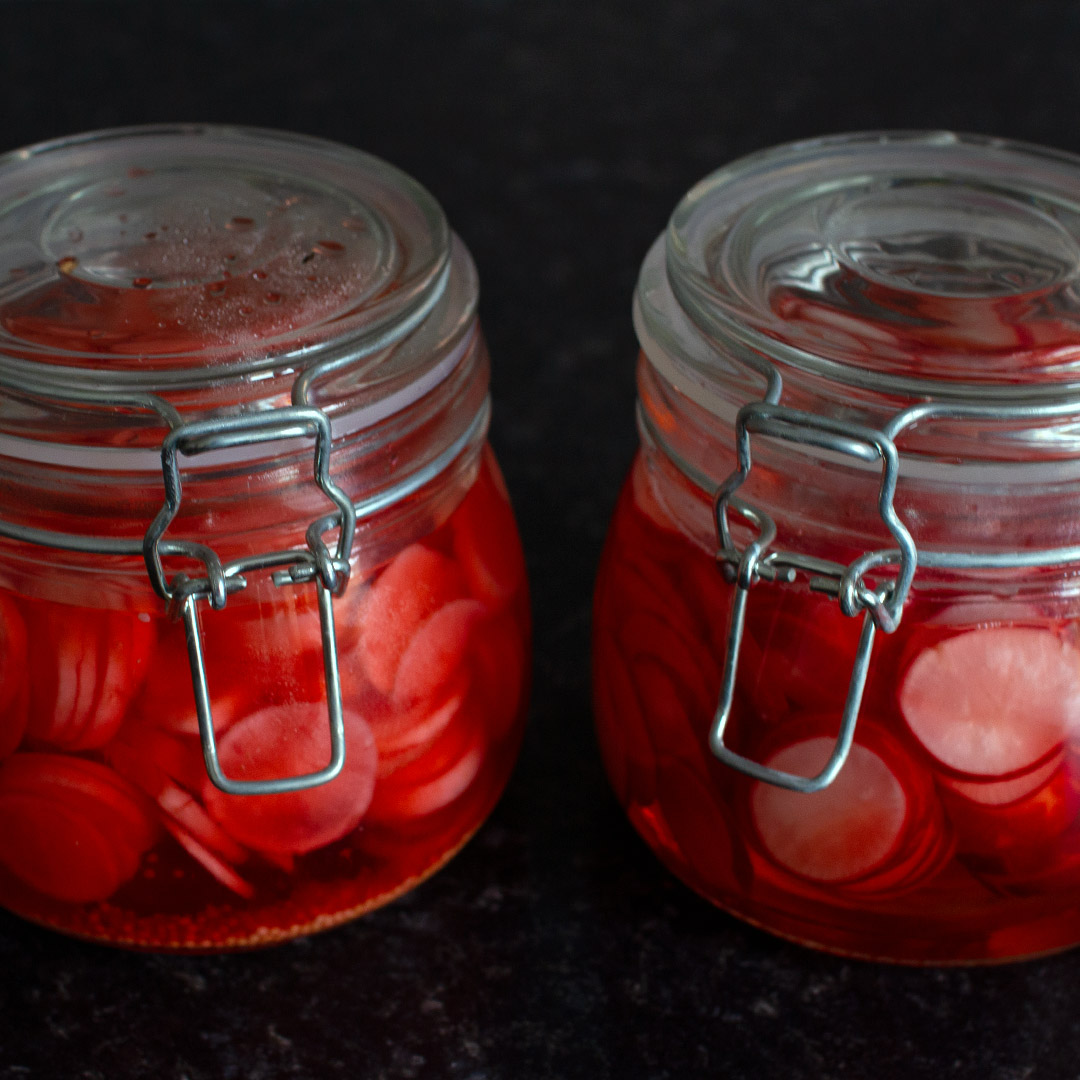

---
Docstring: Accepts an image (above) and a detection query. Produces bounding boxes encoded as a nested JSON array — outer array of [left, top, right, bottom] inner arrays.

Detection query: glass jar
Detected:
[[593, 132, 1080, 963], [0, 126, 530, 950]]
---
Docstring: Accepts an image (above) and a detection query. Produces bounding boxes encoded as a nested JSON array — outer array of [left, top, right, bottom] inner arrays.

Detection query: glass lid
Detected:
[[0, 125, 451, 388], [665, 131, 1080, 394]]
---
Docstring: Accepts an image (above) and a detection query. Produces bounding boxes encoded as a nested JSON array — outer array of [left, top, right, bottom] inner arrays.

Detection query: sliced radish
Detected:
[[900, 627, 1080, 779], [23, 604, 155, 750], [0, 594, 29, 760], [751, 736, 909, 884], [656, 756, 740, 891], [202, 702, 377, 855], [0, 753, 158, 902], [392, 599, 489, 707], [468, 611, 527, 739], [944, 749, 1065, 806], [366, 690, 466, 771], [353, 544, 468, 694], [365, 703, 485, 823], [592, 632, 657, 806], [450, 455, 526, 610], [162, 818, 254, 900]]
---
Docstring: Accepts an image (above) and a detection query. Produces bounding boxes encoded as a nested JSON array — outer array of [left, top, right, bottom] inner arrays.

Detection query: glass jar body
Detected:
[[593, 359, 1080, 964], [0, 425, 529, 950]]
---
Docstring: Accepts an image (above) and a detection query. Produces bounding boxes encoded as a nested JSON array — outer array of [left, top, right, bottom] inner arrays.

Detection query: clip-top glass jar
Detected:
[[0, 126, 530, 950], [594, 132, 1080, 963]]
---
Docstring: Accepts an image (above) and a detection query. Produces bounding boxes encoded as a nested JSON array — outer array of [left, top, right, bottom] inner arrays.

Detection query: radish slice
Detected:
[[0, 753, 158, 902], [0, 594, 29, 760], [451, 455, 526, 610], [945, 749, 1065, 806], [469, 611, 527, 739], [751, 737, 908, 883], [202, 703, 377, 855], [366, 705, 485, 823], [24, 605, 155, 750], [368, 691, 466, 771], [157, 782, 249, 865], [392, 599, 489, 707], [354, 545, 468, 694], [162, 818, 254, 900], [656, 757, 738, 890], [900, 627, 1080, 778]]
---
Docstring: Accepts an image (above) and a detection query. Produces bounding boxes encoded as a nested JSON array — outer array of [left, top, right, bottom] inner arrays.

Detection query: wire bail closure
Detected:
[[143, 408, 358, 795], [709, 402, 917, 794]]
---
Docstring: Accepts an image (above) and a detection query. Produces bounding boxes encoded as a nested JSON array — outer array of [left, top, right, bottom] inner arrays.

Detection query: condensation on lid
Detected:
[[665, 132, 1080, 391], [0, 125, 450, 380]]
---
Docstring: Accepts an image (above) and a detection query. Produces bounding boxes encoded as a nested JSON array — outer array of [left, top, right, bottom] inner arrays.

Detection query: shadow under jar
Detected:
[[0, 126, 530, 950], [593, 132, 1080, 964]]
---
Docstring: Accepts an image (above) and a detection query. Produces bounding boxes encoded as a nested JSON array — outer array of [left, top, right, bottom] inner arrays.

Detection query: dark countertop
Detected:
[[3, 2, 1080, 1077]]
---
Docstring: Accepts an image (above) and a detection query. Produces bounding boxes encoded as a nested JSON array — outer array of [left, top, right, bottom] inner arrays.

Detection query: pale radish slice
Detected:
[[900, 627, 1080, 778], [751, 737, 908, 883], [392, 599, 489, 707], [944, 749, 1065, 806], [0, 594, 29, 760], [202, 703, 377, 855], [450, 458, 526, 610], [354, 545, 468, 694], [157, 782, 249, 865], [366, 712, 485, 823], [368, 692, 465, 771], [161, 817, 254, 899]]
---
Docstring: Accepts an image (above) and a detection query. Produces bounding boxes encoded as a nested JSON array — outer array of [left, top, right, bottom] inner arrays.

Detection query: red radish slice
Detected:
[[900, 627, 1080, 778], [24, 606, 154, 750], [469, 611, 527, 739], [354, 545, 468, 694], [945, 749, 1065, 806], [751, 737, 908, 883], [0, 753, 159, 902], [451, 457, 526, 610], [656, 756, 738, 890], [202, 703, 377, 855], [0, 595, 29, 760], [161, 817, 254, 899], [157, 782, 249, 865], [392, 599, 489, 707]]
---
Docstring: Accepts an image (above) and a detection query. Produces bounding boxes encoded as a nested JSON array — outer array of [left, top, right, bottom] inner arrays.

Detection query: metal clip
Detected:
[[144, 407, 357, 795], [176, 549, 346, 796], [708, 402, 918, 793]]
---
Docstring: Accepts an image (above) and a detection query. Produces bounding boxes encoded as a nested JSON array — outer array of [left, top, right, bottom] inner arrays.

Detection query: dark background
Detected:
[[2, 2, 1079, 1077]]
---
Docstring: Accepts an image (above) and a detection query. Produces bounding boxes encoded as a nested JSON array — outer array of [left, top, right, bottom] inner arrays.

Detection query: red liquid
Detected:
[[593, 454, 1080, 963], [0, 450, 530, 950]]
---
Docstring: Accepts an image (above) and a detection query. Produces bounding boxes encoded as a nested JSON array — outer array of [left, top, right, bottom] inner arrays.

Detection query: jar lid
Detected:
[[656, 132, 1080, 398]]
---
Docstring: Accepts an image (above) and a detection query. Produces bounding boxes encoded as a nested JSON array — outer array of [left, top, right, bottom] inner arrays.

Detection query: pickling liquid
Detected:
[[0, 450, 530, 950], [593, 453, 1080, 963]]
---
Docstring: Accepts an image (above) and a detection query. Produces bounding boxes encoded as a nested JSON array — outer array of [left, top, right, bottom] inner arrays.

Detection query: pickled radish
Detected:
[[23, 606, 154, 750], [366, 704, 485, 823], [393, 599, 489, 706], [0, 754, 158, 902], [945, 750, 1065, 807], [0, 594, 29, 760], [900, 627, 1080, 778], [751, 737, 908, 883], [355, 544, 468, 694], [202, 703, 377, 854], [451, 455, 527, 609], [162, 818, 254, 899], [367, 691, 465, 769]]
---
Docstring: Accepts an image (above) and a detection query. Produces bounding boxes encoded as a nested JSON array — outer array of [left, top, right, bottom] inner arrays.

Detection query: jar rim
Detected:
[[661, 130, 1080, 402]]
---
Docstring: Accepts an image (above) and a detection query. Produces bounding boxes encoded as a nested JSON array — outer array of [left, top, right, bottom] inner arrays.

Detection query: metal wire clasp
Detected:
[[143, 408, 357, 796], [709, 402, 917, 793]]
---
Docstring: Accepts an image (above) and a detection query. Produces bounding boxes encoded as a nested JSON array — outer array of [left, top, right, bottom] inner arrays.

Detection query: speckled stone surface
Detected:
[[3, 2, 1080, 1076]]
